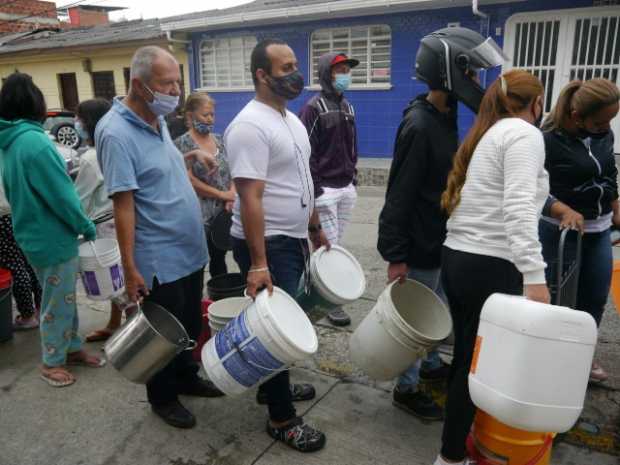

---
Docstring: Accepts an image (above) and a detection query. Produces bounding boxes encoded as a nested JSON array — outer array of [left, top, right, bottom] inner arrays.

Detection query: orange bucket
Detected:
[[610, 260, 620, 316], [467, 410, 554, 465]]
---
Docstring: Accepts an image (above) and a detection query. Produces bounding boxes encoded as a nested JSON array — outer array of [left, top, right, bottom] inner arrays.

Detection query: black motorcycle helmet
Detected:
[[415, 27, 507, 113]]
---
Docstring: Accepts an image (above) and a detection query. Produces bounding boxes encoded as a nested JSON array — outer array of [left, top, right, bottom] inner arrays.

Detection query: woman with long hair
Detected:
[[435, 69, 550, 465], [540, 79, 620, 383]]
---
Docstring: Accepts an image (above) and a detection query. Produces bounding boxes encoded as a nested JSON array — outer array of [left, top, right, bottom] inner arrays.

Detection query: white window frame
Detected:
[[196, 36, 257, 92], [308, 25, 393, 91]]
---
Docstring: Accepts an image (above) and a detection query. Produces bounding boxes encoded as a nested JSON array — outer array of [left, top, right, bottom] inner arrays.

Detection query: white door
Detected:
[[504, 6, 620, 153]]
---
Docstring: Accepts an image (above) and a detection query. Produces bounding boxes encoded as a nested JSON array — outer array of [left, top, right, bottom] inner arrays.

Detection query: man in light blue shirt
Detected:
[[96, 46, 223, 429]]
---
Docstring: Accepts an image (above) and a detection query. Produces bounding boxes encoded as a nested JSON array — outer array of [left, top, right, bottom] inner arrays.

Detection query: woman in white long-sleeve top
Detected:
[[433, 69, 550, 465]]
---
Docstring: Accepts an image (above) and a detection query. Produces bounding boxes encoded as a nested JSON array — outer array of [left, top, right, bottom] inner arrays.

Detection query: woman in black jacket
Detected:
[[541, 78, 620, 383]]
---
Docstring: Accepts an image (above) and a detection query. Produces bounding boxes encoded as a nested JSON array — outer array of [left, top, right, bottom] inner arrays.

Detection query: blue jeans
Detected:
[[232, 235, 307, 422], [396, 267, 447, 392], [539, 220, 612, 326]]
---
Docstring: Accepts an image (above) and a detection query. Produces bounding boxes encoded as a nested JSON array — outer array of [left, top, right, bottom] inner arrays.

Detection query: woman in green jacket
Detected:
[[0, 73, 104, 387]]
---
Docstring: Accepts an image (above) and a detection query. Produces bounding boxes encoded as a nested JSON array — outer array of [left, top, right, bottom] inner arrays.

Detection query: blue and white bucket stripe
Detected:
[[215, 312, 284, 387]]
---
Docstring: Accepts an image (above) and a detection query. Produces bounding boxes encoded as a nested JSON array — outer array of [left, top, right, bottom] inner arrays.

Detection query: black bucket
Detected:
[[0, 286, 13, 342], [206, 273, 246, 302]]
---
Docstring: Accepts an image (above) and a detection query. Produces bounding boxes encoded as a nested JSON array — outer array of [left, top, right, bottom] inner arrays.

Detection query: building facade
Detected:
[[165, 0, 620, 156], [0, 20, 191, 111]]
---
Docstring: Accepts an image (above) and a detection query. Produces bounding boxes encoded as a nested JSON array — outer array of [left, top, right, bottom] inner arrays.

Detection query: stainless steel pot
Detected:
[[104, 301, 196, 384]]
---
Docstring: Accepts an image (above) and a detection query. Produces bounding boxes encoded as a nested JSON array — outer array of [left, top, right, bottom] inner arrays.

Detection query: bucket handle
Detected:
[[88, 241, 106, 268], [222, 326, 282, 374]]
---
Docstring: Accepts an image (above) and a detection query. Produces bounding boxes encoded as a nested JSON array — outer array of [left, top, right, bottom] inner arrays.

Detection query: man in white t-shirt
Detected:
[[225, 39, 329, 453]]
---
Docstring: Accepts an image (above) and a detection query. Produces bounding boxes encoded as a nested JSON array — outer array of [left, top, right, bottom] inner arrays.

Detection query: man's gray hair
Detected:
[[130, 46, 170, 83]]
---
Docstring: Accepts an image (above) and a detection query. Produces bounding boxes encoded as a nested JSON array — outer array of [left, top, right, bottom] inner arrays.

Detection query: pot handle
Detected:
[[184, 339, 197, 351]]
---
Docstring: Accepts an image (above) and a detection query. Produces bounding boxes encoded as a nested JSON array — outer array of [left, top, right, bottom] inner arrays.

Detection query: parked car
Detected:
[[45, 110, 82, 149]]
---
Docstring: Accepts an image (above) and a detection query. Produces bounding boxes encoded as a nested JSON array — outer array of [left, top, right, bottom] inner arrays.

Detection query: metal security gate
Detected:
[[504, 6, 620, 153]]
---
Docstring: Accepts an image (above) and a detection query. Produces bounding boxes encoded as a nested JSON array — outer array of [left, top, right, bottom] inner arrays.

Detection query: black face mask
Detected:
[[578, 128, 610, 140], [266, 70, 305, 100]]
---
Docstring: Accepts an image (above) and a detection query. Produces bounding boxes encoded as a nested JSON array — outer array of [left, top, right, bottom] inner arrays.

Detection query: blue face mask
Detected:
[[192, 119, 213, 135], [74, 120, 89, 141], [333, 73, 352, 93], [143, 83, 179, 117]]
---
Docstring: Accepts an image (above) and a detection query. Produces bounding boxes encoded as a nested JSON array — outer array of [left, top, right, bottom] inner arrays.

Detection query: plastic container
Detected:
[[202, 287, 318, 396], [206, 273, 246, 302], [469, 293, 598, 433], [311, 245, 366, 304], [610, 260, 620, 316], [78, 239, 124, 301], [467, 410, 553, 465], [349, 279, 452, 380], [0, 268, 13, 343]]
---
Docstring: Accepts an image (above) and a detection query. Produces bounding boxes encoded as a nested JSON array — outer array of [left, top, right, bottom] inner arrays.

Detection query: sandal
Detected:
[[40, 366, 75, 388], [14, 314, 39, 331], [85, 328, 114, 342], [67, 350, 106, 368]]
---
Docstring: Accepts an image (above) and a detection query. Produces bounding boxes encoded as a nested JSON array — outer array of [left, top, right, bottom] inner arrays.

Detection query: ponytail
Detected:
[[542, 78, 620, 132]]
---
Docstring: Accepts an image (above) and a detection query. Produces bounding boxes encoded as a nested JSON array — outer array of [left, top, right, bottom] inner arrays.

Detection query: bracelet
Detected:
[[308, 223, 322, 233], [248, 267, 269, 273]]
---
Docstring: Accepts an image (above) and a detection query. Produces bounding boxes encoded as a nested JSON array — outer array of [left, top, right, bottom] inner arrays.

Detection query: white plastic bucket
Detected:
[[202, 287, 318, 396], [470, 293, 598, 433], [349, 279, 452, 380], [78, 239, 124, 301], [310, 245, 366, 305]]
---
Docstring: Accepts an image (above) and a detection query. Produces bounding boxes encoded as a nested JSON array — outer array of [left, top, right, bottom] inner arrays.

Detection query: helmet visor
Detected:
[[470, 37, 508, 68]]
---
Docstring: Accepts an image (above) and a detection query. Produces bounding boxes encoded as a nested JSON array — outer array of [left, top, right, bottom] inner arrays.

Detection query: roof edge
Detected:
[[161, 0, 522, 32]]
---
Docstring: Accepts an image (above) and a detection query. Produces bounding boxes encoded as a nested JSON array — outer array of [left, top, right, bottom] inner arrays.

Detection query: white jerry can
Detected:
[[469, 293, 598, 433]]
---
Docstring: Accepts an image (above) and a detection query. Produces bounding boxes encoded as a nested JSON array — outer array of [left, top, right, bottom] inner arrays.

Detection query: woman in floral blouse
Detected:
[[174, 92, 235, 277]]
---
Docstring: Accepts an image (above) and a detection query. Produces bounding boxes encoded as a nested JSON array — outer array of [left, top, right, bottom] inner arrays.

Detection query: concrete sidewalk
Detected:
[[0, 187, 618, 465]]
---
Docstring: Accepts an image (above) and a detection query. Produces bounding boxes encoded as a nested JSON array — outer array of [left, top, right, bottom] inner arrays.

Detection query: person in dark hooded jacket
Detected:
[[377, 89, 459, 420], [299, 52, 359, 326]]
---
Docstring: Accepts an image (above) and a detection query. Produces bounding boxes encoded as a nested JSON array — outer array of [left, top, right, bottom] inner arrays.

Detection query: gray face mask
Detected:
[[143, 83, 179, 116]]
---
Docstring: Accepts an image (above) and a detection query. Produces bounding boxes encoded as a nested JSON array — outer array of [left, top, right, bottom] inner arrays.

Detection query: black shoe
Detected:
[[151, 400, 196, 429], [178, 378, 225, 398], [266, 417, 326, 453], [420, 362, 451, 382], [327, 308, 351, 326], [256, 383, 316, 405], [392, 388, 443, 421]]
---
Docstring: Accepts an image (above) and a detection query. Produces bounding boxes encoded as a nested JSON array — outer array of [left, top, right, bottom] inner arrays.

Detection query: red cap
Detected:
[[331, 53, 360, 68]]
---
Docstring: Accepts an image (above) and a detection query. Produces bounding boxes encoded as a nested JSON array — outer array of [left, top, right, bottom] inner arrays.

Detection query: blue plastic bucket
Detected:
[[202, 287, 318, 396]]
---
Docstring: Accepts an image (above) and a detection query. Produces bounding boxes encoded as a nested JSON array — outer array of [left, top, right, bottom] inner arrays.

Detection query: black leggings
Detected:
[[440, 247, 523, 461]]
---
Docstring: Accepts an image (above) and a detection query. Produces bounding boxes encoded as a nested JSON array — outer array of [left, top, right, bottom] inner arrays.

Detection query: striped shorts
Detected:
[[314, 184, 357, 245]]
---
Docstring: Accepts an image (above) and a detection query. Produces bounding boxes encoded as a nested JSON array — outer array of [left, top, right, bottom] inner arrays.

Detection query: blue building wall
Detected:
[[187, 0, 592, 157]]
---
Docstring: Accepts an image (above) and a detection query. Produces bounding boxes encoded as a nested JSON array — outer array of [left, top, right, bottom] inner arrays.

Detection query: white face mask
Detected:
[[143, 83, 179, 117]]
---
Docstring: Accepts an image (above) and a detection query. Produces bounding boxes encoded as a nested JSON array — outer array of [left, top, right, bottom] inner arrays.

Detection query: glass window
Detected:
[[310, 25, 392, 86], [199, 36, 257, 89]]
